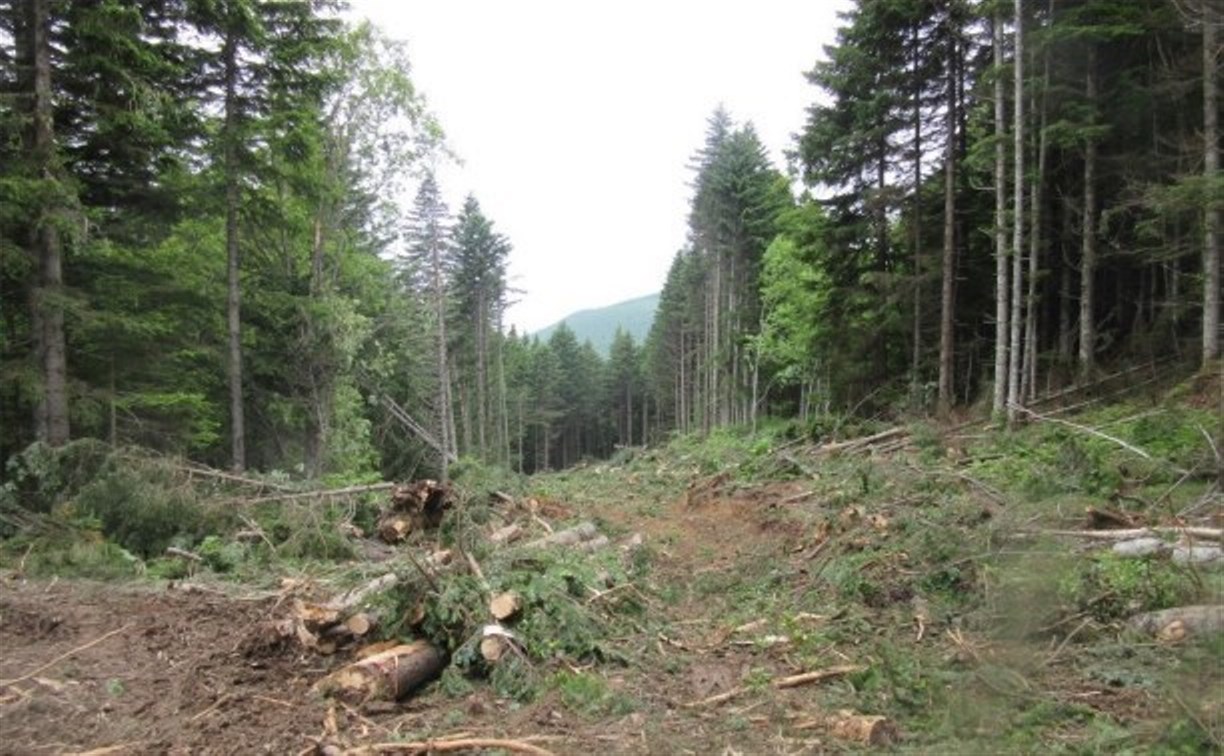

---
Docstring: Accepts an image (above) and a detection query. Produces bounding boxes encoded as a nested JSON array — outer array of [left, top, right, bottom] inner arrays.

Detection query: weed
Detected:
[[1059, 552, 1194, 622], [552, 671, 635, 717]]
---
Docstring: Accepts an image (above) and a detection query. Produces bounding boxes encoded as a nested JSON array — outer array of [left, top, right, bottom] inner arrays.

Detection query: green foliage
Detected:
[[551, 671, 636, 717], [2, 440, 112, 514], [1059, 552, 1195, 622], [72, 465, 226, 559]]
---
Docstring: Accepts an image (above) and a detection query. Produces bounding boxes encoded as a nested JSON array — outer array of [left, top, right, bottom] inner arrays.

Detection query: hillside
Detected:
[[532, 292, 659, 355]]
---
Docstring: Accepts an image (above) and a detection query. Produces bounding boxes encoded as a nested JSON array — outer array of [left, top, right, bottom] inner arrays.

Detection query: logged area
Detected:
[[2, 373, 1221, 754]]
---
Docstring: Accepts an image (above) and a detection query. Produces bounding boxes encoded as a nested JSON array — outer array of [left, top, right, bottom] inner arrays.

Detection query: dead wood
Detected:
[[683, 664, 864, 707], [346, 738, 555, 755], [329, 574, 399, 614], [490, 591, 523, 622], [165, 546, 201, 562], [1011, 405, 1189, 475], [1032, 527, 1222, 542], [1086, 507, 1137, 529], [315, 641, 446, 703], [490, 523, 524, 546], [773, 664, 865, 689], [1128, 605, 1224, 640], [814, 427, 907, 455], [376, 481, 454, 542], [796, 710, 899, 746], [0, 625, 131, 687], [239, 482, 396, 506], [524, 521, 599, 549]]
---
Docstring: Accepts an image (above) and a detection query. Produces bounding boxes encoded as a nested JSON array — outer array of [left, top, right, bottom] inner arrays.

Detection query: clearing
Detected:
[[1, 380, 1221, 754]]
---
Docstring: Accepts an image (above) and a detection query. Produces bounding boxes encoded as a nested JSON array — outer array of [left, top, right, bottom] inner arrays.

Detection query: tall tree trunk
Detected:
[[432, 240, 451, 481], [21, 0, 69, 446], [223, 29, 245, 471], [937, 29, 958, 419], [1006, 0, 1025, 424], [1079, 46, 1098, 380], [911, 22, 924, 402], [1022, 23, 1051, 402], [1203, 1, 1220, 364], [992, 9, 1010, 418], [476, 293, 488, 459], [18, 0, 67, 447]]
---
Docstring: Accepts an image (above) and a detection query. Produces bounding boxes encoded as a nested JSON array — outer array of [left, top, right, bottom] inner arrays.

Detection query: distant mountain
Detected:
[[532, 292, 660, 356]]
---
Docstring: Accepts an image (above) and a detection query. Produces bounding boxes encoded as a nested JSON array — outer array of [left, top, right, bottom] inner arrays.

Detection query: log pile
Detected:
[[376, 480, 454, 543]]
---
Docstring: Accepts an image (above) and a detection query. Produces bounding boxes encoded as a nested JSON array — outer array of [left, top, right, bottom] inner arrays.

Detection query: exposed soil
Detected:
[[0, 580, 333, 754], [0, 483, 822, 755]]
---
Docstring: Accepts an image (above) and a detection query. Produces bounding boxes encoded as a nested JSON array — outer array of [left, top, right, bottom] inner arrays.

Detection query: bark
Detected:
[[223, 28, 245, 471], [992, 10, 1010, 418], [1022, 20, 1051, 402], [22, 0, 69, 446], [432, 236, 451, 480], [1007, 0, 1025, 424], [525, 521, 599, 549], [911, 22, 924, 400], [316, 641, 446, 702], [1203, 2, 1220, 364], [937, 27, 958, 419], [1127, 605, 1223, 640], [1079, 46, 1098, 380]]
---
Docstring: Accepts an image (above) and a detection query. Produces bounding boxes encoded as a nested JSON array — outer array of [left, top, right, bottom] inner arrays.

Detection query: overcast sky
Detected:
[[350, 1, 849, 334]]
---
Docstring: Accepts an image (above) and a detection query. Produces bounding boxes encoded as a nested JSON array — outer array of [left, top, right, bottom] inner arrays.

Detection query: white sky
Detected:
[[350, 0, 849, 333]]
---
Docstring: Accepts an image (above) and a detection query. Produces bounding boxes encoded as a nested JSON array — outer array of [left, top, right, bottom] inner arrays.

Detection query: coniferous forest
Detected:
[[2, 0, 1219, 480], [0, 2, 1222, 752], [3, 0, 1220, 484]]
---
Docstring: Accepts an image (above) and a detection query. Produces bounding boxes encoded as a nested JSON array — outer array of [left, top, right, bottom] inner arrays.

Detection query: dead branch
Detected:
[[1028, 527, 1222, 542], [683, 664, 864, 707], [772, 664, 865, 689], [347, 739, 555, 756], [0, 625, 131, 687], [238, 482, 396, 506], [1011, 405, 1189, 475]]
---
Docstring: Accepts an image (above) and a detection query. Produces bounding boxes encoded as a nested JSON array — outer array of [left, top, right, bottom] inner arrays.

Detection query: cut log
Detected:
[[1171, 545, 1222, 566], [315, 641, 446, 703], [330, 573, 399, 614], [574, 534, 610, 553], [1030, 527, 1222, 542], [1128, 605, 1224, 640], [821, 710, 899, 746], [525, 521, 599, 549], [1112, 538, 1167, 557], [344, 612, 375, 637], [480, 636, 507, 663], [377, 517, 412, 544], [490, 591, 523, 622], [294, 600, 341, 631], [490, 523, 523, 546], [478, 625, 522, 665]]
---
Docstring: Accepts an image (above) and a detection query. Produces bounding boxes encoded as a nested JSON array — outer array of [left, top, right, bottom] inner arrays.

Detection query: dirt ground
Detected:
[[0, 580, 335, 754], [0, 485, 816, 755]]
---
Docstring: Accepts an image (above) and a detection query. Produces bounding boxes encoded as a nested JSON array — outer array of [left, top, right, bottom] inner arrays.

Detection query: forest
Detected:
[[1, 0, 1219, 482], [0, 1, 1221, 753]]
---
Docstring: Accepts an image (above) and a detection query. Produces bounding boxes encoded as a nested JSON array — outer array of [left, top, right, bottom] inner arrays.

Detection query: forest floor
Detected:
[[1, 373, 1221, 754]]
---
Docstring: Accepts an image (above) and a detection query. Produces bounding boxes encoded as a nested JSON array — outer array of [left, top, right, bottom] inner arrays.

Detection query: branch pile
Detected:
[[254, 486, 643, 706]]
